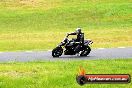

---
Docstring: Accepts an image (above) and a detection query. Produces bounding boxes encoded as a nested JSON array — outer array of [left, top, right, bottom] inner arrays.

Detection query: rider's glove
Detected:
[[66, 33, 69, 37]]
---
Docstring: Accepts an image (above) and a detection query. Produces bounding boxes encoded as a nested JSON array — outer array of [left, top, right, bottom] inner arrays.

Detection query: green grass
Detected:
[[0, 59, 131, 88], [0, 0, 132, 51]]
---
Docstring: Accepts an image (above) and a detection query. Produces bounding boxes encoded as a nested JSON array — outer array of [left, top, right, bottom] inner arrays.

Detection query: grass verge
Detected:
[[0, 59, 132, 88], [0, 0, 131, 51], [0, 29, 132, 51]]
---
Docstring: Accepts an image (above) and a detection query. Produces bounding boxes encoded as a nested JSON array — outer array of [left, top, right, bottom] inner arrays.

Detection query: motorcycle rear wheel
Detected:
[[80, 46, 91, 56]]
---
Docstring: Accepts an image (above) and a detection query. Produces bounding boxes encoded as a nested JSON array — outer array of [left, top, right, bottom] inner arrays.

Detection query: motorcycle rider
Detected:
[[67, 28, 84, 53]]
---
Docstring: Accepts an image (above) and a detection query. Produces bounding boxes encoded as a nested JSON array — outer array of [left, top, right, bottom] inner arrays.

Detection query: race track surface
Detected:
[[0, 47, 132, 62]]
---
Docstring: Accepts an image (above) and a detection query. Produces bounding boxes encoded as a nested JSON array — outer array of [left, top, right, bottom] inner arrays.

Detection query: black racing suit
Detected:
[[68, 32, 84, 53]]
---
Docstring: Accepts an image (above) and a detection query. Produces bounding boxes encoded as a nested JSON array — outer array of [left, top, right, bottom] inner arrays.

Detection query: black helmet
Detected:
[[76, 28, 81, 33]]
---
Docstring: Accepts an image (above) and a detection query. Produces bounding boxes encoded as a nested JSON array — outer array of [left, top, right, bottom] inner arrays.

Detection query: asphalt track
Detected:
[[0, 47, 132, 62]]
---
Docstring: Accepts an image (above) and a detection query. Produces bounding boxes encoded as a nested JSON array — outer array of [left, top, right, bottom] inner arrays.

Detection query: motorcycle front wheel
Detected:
[[52, 47, 63, 57]]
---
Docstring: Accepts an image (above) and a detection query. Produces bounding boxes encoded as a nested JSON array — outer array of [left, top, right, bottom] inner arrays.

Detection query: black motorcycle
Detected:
[[52, 34, 93, 57]]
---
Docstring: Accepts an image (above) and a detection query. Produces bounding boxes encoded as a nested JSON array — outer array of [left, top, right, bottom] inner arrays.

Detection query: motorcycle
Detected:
[[52, 34, 93, 57]]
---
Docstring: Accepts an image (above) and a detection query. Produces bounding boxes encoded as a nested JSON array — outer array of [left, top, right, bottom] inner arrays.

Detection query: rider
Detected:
[[67, 28, 84, 53]]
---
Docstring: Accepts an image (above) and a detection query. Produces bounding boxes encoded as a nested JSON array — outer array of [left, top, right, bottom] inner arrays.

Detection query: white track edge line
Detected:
[[25, 51, 33, 52], [117, 47, 126, 48], [0, 47, 129, 53], [98, 48, 105, 49]]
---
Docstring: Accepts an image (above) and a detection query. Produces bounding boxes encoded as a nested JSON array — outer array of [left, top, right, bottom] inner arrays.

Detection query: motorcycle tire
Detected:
[[80, 46, 91, 56], [52, 47, 63, 57]]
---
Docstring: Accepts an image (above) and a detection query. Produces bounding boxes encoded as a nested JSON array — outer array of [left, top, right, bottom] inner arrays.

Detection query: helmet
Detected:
[[76, 28, 81, 33]]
